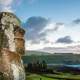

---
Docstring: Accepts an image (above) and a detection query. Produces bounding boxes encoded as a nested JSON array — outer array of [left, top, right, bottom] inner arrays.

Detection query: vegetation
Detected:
[[26, 73, 80, 80], [23, 51, 80, 80], [25, 60, 48, 73], [25, 59, 80, 80], [26, 73, 55, 80]]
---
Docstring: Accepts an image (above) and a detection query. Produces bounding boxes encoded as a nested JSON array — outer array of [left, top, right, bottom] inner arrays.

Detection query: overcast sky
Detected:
[[0, 0, 80, 53]]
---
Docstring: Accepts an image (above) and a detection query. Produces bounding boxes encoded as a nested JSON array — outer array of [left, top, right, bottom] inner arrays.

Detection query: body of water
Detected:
[[66, 64, 80, 68], [47, 64, 80, 68]]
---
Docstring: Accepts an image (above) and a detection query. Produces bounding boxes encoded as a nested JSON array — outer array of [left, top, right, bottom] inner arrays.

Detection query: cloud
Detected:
[[40, 22, 64, 34], [0, 0, 13, 12], [0, 0, 13, 6], [23, 16, 49, 44], [56, 36, 73, 44], [23, 17, 80, 54], [40, 43, 80, 54], [23, 16, 65, 45], [72, 18, 80, 24], [0, 0, 22, 12], [23, 17, 67, 50]]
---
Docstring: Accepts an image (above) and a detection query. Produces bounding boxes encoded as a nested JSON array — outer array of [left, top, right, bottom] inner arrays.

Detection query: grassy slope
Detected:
[[26, 74, 57, 80], [26, 73, 80, 80], [43, 74, 80, 80]]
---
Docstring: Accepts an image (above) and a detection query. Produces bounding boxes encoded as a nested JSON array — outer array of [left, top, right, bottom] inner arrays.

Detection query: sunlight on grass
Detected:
[[26, 74, 58, 80], [26, 73, 80, 80]]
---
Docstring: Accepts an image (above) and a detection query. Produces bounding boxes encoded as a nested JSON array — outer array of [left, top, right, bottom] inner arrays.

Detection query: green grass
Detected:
[[26, 73, 80, 80], [26, 74, 58, 80], [43, 74, 80, 80]]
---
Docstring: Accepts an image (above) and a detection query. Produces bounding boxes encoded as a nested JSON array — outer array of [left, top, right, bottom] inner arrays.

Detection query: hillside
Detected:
[[25, 50, 50, 56], [22, 51, 80, 65]]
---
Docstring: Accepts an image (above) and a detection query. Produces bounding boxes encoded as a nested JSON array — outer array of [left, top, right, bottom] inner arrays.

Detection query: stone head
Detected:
[[0, 12, 25, 55]]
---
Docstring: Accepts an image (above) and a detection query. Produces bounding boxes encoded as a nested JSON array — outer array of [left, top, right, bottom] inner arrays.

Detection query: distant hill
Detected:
[[25, 50, 50, 56], [22, 51, 80, 65]]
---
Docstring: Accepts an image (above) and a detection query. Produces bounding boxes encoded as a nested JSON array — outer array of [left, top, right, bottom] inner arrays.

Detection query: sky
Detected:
[[0, 0, 80, 53]]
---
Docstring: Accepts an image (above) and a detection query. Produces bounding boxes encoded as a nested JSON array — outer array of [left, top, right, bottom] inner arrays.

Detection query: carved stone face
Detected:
[[0, 12, 25, 55], [0, 12, 25, 80], [14, 27, 25, 55]]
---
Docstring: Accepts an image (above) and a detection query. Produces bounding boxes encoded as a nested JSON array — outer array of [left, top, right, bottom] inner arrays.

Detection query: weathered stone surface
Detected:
[[0, 12, 25, 80]]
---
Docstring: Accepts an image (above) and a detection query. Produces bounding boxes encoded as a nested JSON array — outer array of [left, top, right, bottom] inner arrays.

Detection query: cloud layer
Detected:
[[23, 17, 80, 53]]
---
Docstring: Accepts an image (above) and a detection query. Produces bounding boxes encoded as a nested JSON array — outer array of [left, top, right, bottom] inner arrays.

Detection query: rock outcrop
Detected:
[[0, 12, 25, 80]]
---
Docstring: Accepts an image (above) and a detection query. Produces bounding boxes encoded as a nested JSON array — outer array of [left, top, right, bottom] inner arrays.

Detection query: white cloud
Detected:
[[1, 6, 12, 12], [26, 20, 80, 53], [0, 0, 13, 6], [0, 0, 13, 12], [0, 0, 22, 12]]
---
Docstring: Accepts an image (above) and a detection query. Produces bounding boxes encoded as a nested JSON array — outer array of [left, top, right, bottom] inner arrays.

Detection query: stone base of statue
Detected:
[[0, 49, 25, 80]]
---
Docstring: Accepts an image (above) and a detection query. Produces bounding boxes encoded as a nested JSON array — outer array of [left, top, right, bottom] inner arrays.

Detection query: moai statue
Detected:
[[0, 12, 25, 80]]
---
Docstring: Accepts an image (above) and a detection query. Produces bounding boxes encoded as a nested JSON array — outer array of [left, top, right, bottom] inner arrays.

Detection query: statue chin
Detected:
[[0, 49, 25, 80], [3, 61, 25, 80]]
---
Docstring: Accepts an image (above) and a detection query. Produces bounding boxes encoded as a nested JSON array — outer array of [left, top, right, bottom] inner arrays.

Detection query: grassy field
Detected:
[[26, 73, 57, 80], [26, 73, 80, 80]]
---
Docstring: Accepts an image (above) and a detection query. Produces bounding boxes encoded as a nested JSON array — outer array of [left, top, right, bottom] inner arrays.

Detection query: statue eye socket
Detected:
[[14, 26, 25, 35]]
